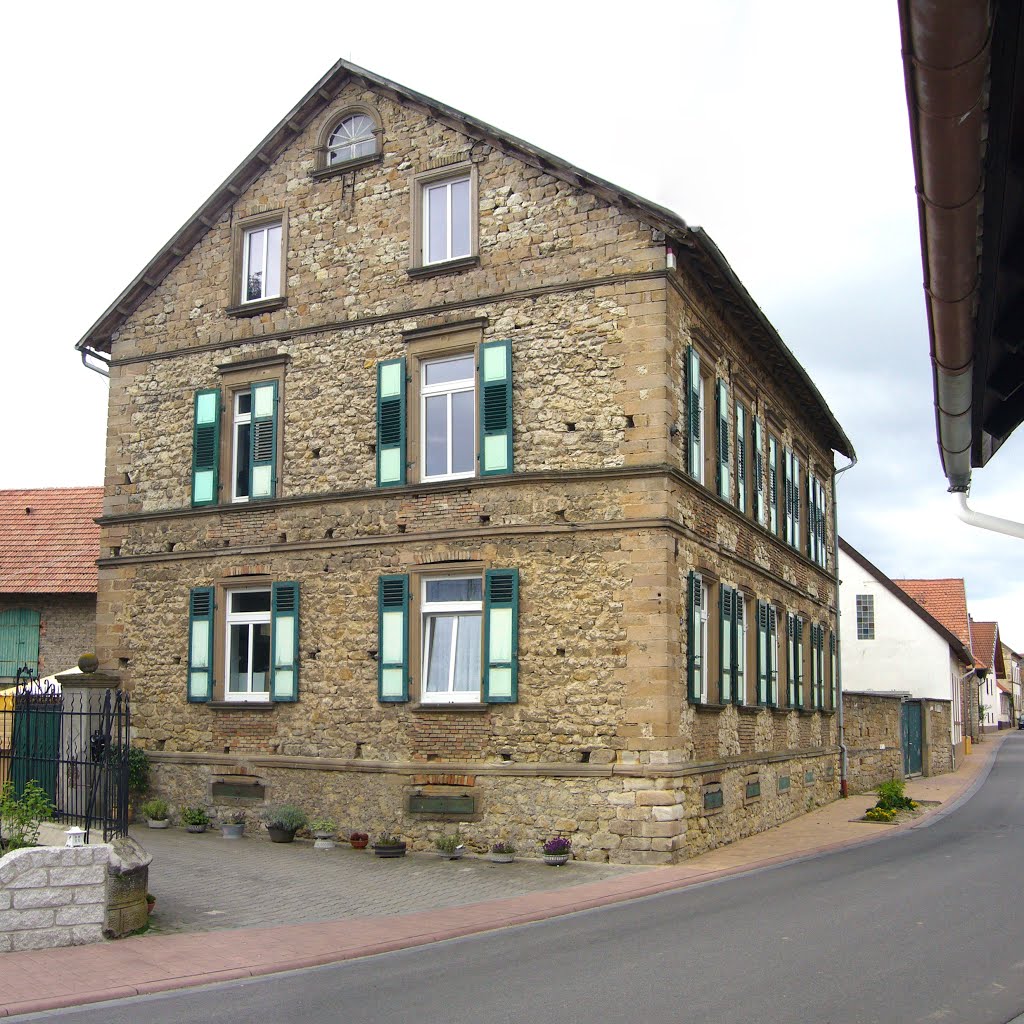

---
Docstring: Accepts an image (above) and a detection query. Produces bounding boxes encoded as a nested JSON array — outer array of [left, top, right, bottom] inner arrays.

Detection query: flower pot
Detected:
[[350, 838, 369, 849], [543, 853, 570, 866], [146, 896, 156, 915], [185, 824, 207, 834], [313, 833, 336, 850], [372, 841, 407, 858], [437, 845, 465, 860], [221, 823, 245, 839], [147, 818, 170, 829], [489, 853, 515, 863], [267, 826, 297, 843]]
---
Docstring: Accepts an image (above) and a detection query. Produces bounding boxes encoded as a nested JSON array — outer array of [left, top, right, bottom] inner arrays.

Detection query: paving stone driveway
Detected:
[[134, 827, 643, 934]]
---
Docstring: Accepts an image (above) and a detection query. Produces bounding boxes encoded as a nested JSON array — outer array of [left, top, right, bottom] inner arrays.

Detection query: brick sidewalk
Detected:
[[0, 734, 1008, 1018]]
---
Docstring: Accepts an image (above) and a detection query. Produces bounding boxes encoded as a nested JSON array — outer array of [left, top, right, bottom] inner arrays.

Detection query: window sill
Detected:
[[411, 702, 490, 713], [207, 700, 276, 711], [309, 152, 382, 180], [689, 701, 727, 711], [226, 296, 287, 318], [407, 255, 480, 280]]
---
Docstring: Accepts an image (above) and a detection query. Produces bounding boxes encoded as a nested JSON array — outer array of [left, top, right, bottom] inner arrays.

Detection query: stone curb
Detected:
[[0, 736, 1007, 1018]]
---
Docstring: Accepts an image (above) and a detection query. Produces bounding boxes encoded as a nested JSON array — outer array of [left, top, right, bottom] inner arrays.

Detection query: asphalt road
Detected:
[[21, 735, 1024, 1024]]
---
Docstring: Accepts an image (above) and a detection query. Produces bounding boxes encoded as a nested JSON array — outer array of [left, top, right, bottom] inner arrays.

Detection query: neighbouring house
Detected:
[[0, 488, 102, 683], [1002, 643, 1022, 724], [837, 538, 972, 774], [74, 60, 854, 864], [889, 574, 979, 743], [969, 620, 1001, 731]]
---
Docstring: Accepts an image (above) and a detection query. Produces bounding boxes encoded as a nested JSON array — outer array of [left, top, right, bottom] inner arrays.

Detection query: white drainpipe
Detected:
[[954, 492, 1024, 540]]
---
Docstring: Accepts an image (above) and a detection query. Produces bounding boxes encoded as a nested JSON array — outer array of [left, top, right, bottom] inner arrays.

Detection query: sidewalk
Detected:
[[0, 734, 1008, 1018]]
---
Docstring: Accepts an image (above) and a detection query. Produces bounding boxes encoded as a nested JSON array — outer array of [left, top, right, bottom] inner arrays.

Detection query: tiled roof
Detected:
[[969, 620, 999, 671], [892, 578, 972, 653], [0, 488, 102, 594]]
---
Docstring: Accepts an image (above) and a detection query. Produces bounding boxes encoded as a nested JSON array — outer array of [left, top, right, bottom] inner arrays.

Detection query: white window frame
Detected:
[[224, 587, 271, 702], [420, 574, 483, 704], [698, 581, 709, 703], [422, 175, 471, 266], [696, 374, 706, 485], [736, 592, 747, 706], [241, 221, 282, 303], [327, 114, 377, 165], [420, 354, 476, 482], [231, 391, 251, 503]]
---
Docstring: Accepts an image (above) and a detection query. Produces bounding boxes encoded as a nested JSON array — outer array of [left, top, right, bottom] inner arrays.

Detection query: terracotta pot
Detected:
[[350, 838, 369, 849]]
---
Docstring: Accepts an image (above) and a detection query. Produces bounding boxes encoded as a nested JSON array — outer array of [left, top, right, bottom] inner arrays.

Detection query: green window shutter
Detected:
[[809, 623, 819, 708], [817, 479, 828, 569], [768, 436, 779, 535], [795, 616, 805, 706], [720, 585, 734, 703], [735, 403, 747, 514], [830, 632, 838, 708], [716, 379, 730, 500], [768, 605, 779, 706], [688, 571, 703, 703], [786, 613, 796, 707], [378, 574, 409, 702], [734, 594, 745, 705], [187, 588, 215, 703], [0, 609, 40, 679], [686, 347, 702, 480], [479, 340, 513, 476], [270, 581, 300, 702], [756, 600, 769, 705], [792, 454, 802, 548], [249, 380, 278, 500], [783, 449, 794, 545], [753, 419, 765, 525], [484, 568, 519, 702], [191, 388, 221, 507], [807, 475, 816, 562], [376, 359, 407, 487]]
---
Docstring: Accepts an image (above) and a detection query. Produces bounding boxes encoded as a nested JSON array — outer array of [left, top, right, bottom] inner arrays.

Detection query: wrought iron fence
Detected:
[[0, 677, 130, 843]]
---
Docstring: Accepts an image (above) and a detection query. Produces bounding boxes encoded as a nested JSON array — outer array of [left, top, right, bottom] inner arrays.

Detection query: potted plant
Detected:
[[180, 806, 210, 833], [140, 798, 170, 829], [220, 809, 246, 839], [489, 839, 517, 863], [435, 830, 465, 860], [541, 836, 572, 866], [371, 829, 407, 858], [310, 818, 337, 850], [146, 892, 156, 915], [262, 804, 308, 843], [349, 830, 369, 850]]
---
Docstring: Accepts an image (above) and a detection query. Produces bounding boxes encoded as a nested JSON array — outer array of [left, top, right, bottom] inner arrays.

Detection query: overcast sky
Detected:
[[3, 2, 1021, 648]]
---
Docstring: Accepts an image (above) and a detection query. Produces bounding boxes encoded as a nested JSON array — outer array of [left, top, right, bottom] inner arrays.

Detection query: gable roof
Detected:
[[890, 576, 972, 655], [74, 59, 853, 460], [0, 488, 102, 594], [968, 619, 999, 672], [838, 538, 973, 665]]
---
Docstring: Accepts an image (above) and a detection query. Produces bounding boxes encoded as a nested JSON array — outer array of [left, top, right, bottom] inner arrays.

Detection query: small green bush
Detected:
[[180, 806, 210, 827], [865, 806, 897, 823], [0, 780, 55, 852], [262, 804, 308, 832], [140, 798, 169, 820], [435, 830, 464, 854], [876, 779, 915, 811]]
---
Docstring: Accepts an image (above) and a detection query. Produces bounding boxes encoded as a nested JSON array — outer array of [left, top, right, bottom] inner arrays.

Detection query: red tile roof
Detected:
[[892, 578, 972, 653], [969, 620, 999, 671], [0, 488, 102, 594]]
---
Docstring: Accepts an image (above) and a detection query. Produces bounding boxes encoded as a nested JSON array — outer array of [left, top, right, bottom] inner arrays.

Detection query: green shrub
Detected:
[[262, 804, 308, 832], [876, 779, 914, 811], [435, 830, 464, 854], [140, 798, 169, 820], [0, 780, 55, 852], [180, 806, 210, 827]]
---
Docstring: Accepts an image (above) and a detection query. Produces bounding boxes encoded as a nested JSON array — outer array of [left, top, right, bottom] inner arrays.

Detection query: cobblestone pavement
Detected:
[[135, 827, 643, 934]]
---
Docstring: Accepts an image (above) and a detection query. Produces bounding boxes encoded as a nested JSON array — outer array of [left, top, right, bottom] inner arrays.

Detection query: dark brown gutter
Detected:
[[899, 0, 991, 490]]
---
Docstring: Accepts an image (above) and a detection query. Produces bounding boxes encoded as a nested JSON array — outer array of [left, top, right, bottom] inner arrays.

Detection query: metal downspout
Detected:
[[833, 453, 857, 797], [80, 346, 111, 378]]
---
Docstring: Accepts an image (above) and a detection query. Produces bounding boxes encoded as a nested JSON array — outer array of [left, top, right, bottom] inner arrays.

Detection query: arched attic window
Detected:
[[314, 104, 383, 176]]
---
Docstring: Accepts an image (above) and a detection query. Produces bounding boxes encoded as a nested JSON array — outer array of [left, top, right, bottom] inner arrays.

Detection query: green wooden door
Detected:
[[0, 609, 40, 681], [11, 696, 60, 801], [902, 700, 923, 776]]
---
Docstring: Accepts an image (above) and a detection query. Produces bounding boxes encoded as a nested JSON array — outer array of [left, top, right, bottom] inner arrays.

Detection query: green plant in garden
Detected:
[[865, 806, 897, 823], [435, 830, 464, 854], [0, 780, 55, 852], [876, 779, 915, 812], [262, 804, 308, 832], [140, 798, 169, 820], [180, 806, 211, 827]]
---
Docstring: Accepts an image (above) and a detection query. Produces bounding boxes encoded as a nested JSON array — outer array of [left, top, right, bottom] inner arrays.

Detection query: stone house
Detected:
[[76, 60, 853, 864], [837, 538, 972, 770], [0, 488, 101, 683]]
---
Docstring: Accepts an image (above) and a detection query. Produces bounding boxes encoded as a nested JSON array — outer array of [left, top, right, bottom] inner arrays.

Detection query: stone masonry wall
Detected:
[[843, 692, 904, 793], [0, 594, 96, 681], [0, 845, 109, 952]]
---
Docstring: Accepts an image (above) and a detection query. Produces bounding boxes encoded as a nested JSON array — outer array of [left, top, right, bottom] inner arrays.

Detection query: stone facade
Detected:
[[0, 594, 96, 682], [0, 845, 108, 952], [84, 64, 850, 864]]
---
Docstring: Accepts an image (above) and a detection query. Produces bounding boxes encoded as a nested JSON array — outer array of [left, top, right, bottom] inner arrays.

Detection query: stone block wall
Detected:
[[0, 845, 109, 952], [843, 692, 905, 793], [0, 594, 96, 681], [923, 699, 953, 776]]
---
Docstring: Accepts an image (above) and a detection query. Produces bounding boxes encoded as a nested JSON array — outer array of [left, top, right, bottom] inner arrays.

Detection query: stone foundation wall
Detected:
[[0, 845, 109, 953], [843, 692, 905, 793], [149, 742, 839, 865], [923, 699, 953, 776]]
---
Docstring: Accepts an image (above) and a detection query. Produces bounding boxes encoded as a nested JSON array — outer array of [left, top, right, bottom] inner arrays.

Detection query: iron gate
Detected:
[[0, 676, 130, 842]]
